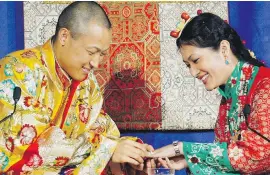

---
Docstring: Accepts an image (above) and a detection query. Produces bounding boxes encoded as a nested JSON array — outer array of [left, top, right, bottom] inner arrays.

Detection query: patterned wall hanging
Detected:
[[159, 2, 228, 130], [24, 1, 228, 130], [98, 2, 161, 130]]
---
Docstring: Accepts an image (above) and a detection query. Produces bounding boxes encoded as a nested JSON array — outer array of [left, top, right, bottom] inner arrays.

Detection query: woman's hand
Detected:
[[157, 156, 188, 170], [147, 142, 183, 158], [129, 158, 157, 173], [112, 139, 154, 166]]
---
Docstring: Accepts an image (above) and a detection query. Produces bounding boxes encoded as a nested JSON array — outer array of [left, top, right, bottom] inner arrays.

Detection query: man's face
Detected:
[[58, 21, 112, 81]]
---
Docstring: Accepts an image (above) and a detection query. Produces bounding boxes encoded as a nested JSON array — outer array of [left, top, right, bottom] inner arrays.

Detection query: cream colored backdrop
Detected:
[[24, 1, 228, 130], [159, 2, 228, 129]]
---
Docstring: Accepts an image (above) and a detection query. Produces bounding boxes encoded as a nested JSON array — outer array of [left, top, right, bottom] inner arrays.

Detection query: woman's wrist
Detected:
[[172, 141, 184, 156], [178, 141, 183, 154]]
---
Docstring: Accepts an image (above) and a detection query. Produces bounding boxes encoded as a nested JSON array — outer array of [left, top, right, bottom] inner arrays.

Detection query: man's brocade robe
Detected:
[[0, 39, 120, 175]]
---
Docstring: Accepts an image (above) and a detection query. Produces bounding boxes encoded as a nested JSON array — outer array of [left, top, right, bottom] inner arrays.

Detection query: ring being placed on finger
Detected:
[[146, 151, 154, 157]]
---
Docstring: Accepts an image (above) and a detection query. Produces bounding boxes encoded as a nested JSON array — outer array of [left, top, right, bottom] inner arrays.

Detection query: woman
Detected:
[[147, 12, 270, 174]]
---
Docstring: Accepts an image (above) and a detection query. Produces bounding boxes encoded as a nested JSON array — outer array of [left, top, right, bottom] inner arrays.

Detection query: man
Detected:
[[0, 2, 153, 174]]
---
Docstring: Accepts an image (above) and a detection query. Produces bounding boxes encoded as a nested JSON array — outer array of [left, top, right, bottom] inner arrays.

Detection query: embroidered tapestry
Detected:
[[159, 2, 228, 130], [24, 1, 228, 130]]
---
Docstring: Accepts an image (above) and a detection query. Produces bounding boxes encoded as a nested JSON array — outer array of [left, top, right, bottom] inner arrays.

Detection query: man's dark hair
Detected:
[[54, 1, 111, 39]]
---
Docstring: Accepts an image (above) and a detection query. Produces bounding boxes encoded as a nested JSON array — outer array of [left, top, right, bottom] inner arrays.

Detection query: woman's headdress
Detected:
[[170, 10, 203, 39]]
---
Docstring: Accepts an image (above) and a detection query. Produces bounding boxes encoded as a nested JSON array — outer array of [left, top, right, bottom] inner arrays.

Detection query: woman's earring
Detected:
[[225, 56, 229, 65]]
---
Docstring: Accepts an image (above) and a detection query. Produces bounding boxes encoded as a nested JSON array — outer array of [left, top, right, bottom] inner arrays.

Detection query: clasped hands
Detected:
[[111, 139, 188, 173]]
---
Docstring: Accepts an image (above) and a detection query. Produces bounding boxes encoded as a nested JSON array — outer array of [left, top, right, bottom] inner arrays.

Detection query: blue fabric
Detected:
[[0, 1, 24, 58], [229, 1, 270, 67]]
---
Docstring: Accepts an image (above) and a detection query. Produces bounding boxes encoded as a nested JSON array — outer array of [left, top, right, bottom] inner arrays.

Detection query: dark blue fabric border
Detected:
[[0, 1, 24, 58]]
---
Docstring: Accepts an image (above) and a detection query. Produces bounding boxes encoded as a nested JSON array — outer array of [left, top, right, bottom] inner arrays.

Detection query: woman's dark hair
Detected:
[[176, 13, 265, 67]]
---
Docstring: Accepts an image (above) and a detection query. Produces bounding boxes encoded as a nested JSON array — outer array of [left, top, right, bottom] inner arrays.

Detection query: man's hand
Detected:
[[112, 139, 154, 166], [129, 158, 157, 174]]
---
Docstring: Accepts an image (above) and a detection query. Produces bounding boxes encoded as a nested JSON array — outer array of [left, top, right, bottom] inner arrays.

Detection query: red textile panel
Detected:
[[96, 2, 161, 130]]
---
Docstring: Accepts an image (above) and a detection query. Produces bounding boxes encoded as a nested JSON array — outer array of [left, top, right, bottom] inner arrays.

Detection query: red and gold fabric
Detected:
[[98, 2, 161, 130]]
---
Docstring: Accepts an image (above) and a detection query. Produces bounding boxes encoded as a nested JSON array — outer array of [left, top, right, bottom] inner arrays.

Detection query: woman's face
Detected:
[[180, 44, 233, 91]]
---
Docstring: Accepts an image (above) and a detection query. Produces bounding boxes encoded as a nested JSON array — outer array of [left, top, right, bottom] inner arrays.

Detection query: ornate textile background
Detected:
[[159, 2, 228, 130], [24, 1, 228, 130], [99, 2, 161, 130]]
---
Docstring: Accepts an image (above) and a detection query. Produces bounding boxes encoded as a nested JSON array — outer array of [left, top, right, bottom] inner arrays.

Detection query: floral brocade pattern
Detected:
[[184, 62, 270, 174], [183, 142, 235, 174], [0, 40, 120, 174]]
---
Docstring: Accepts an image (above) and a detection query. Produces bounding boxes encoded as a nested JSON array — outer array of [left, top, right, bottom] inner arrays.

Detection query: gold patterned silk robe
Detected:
[[0, 39, 120, 175]]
